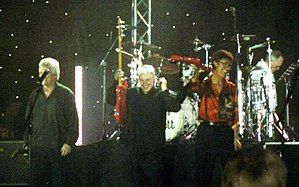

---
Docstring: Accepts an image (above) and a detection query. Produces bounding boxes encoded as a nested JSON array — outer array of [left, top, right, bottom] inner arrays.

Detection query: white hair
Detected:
[[138, 64, 156, 76], [39, 57, 60, 80]]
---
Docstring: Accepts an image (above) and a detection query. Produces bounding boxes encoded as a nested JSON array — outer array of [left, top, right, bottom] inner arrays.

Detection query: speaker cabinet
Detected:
[[0, 141, 28, 186], [265, 142, 299, 186]]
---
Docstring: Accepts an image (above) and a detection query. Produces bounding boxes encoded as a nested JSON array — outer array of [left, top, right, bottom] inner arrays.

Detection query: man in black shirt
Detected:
[[108, 64, 184, 186], [23, 57, 79, 186]]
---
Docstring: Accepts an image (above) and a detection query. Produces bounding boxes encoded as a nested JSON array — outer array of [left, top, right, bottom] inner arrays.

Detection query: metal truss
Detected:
[[131, 0, 152, 58]]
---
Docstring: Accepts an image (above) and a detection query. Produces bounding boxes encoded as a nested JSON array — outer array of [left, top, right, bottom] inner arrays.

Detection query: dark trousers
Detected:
[[131, 148, 165, 186], [30, 146, 67, 187], [195, 123, 234, 187]]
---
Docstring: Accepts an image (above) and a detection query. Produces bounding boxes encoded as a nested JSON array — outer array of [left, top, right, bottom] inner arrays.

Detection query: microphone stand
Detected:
[[230, 6, 245, 141], [23, 85, 43, 186], [95, 36, 118, 129]]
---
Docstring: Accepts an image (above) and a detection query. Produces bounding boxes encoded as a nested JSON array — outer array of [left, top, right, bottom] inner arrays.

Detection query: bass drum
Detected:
[[165, 96, 198, 142]]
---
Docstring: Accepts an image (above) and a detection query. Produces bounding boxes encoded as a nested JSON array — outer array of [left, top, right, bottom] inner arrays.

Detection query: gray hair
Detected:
[[39, 57, 60, 80], [138, 64, 156, 76], [265, 50, 283, 62]]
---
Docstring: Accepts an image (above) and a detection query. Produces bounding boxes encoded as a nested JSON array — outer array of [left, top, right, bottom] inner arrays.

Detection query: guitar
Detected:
[[114, 17, 128, 124], [169, 54, 212, 72]]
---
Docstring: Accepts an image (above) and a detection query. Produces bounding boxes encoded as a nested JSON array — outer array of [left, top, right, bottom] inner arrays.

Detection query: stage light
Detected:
[[75, 66, 83, 145]]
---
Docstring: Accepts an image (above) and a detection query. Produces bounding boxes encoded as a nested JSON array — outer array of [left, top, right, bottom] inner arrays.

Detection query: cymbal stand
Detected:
[[193, 42, 213, 67], [265, 38, 274, 139], [227, 6, 246, 139], [203, 44, 212, 67], [234, 33, 246, 139]]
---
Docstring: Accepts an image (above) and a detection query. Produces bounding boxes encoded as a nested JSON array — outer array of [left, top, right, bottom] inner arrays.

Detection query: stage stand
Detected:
[[1, 140, 298, 186]]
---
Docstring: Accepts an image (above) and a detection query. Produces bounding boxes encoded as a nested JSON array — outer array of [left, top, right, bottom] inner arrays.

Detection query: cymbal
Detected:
[[189, 38, 204, 45], [160, 61, 180, 75], [144, 54, 180, 75], [141, 43, 161, 51], [124, 42, 161, 51], [223, 34, 256, 42], [144, 54, 166, 63]]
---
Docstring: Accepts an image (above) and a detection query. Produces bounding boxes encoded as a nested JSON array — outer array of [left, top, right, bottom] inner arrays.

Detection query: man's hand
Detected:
[[234, 138, 242, 150], [158, 77, 168, 91], [60, 144, 72, 156], [191, 68, 205, 82], [114, 69, 124, 81]]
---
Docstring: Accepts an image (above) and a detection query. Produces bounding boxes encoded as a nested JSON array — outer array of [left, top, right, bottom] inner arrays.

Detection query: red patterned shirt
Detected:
[[189, 76, 238, 127]]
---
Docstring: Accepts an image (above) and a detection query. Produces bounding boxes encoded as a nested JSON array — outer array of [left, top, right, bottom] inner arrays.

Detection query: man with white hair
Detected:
[[23, 57, 79, 186], [108, 64, 184, 186]]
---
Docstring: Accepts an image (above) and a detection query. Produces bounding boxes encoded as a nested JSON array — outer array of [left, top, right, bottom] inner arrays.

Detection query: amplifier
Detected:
[[0, 141, 28, 186]]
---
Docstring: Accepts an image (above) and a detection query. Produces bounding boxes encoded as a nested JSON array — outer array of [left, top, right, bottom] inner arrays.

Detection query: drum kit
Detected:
[[116, 36, 298, 143]]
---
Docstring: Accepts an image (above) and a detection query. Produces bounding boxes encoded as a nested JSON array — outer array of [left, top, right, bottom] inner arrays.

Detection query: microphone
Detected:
[[37, 69, 49, 85]]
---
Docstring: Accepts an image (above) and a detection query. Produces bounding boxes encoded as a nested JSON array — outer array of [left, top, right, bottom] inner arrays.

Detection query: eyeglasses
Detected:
[[219, 60, 232, 67]]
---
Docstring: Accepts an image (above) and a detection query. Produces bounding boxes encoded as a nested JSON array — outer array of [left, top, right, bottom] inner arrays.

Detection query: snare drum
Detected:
[[165, 97, 198, 142]]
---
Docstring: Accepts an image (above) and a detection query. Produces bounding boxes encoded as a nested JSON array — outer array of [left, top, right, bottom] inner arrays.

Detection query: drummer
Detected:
[[248, 50, 284, 110], [246, 50, 284, 140]]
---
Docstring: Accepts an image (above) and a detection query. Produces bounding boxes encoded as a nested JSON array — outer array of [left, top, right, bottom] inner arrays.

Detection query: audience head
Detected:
[[222, 144, 287, 187]]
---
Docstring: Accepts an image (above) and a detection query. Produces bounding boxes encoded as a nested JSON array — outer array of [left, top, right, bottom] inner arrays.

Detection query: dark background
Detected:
[[0, 0, 298, 144]]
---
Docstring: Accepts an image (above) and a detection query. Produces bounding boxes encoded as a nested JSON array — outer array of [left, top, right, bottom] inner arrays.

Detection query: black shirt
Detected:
[[123, 87, 181, 153], [24, 83, 79, 149]]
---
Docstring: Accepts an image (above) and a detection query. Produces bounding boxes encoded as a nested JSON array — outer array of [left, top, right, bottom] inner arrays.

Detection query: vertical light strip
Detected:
[[75, 66, 83, 145]]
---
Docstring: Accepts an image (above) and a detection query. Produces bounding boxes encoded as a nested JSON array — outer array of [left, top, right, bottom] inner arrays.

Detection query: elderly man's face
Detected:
[[139, 73, 154, 93], [270, 56, 284, 73], [38, 68, 56, 86]]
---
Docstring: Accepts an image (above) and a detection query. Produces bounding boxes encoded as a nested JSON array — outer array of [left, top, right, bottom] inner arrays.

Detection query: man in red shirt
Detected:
[[186, 49, 242, 186]]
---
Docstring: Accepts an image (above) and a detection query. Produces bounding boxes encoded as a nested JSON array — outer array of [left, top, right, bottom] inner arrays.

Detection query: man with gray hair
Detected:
[[23, 57, 79, 186]]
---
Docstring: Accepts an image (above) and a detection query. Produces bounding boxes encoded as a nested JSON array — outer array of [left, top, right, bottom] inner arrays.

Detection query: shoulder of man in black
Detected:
[[56, 82, 75, 95]]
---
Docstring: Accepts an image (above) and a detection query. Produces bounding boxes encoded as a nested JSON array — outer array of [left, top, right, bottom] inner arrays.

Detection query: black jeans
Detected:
[[30, 146, 67, 187], [130, 148, 166, 186], [195, 123, 234, 187]]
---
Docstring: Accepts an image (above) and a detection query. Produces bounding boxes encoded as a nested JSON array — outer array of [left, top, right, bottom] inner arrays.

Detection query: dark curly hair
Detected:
[[211, 50, 234, 69]]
